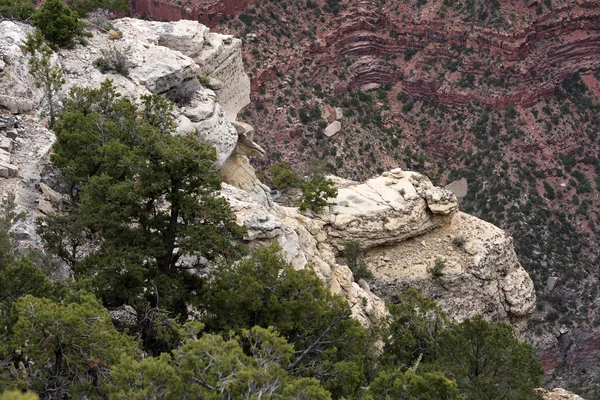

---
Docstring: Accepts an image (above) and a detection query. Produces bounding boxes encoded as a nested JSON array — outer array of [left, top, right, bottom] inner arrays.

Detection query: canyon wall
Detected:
[[0, 18, 537, 333], [130, 0, 259, 27]]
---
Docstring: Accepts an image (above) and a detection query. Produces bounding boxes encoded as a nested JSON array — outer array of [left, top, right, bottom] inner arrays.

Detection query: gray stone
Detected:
[[4, 129, 18, 139], [37, 198, 55, 215], [547, 276, 558, 291], [175, 114, 195, 136], [0, 148, 10, 164], [108, 304, 139, 331], [0, 136, 12, 152], [0, 22, 44, 112], [325, 120, 342, 137], [358, 278, 370, 292], [0, 161, 17, 177], [335, 107, 344, 120], [445, 178, 468, 200], [0, 116, 16, 129], [40, 183, 63, 208]]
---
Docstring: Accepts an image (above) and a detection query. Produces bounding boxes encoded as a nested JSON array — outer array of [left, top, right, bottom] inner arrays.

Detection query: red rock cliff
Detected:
[[130, 0, 259, 27]]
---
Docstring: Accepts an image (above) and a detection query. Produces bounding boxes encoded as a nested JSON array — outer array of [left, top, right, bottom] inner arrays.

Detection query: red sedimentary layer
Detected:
[[129, 0, 600, 108], [537, 330, 600, 379], [311, 1, 600, 108], [129, 0, 258, 27]]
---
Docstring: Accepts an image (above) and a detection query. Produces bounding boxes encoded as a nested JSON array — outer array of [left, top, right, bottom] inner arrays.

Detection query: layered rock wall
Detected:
[[247, 0, 600, 109], [130, 0, 259, 27]]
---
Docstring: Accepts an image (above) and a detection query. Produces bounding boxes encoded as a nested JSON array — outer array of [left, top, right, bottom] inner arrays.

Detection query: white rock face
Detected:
[[0, 22, 43, 113], [367, 212, 536, 335], [0, 19, 248, 169], [325, 120, 341, 137], [319, 169, 458, 250], [537, 388, 586, 400], [194, 33, 251, 121], [220, 183, 388, 326], [220, 168, 535, 333]]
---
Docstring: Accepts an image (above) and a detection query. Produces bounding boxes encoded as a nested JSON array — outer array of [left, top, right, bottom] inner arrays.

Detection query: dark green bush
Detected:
[[34, 0, 79, 47]]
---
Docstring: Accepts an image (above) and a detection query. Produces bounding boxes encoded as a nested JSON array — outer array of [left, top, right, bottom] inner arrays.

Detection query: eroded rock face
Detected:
[[0, 22, 43, 113], [319, 169, 458, 250], [537, 388, 586, 400], [367, 211, 536, 335], [221, 168, 535, 334], [0, 19, 249, 169], [130, 0, 260, 28], [220, 183, 388, 326]]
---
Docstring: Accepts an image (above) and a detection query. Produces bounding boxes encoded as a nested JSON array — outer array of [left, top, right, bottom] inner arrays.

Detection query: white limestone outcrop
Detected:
[[221, 168, 535, 333], [0, 19, 251, 169], [0, 22, 42, 113]]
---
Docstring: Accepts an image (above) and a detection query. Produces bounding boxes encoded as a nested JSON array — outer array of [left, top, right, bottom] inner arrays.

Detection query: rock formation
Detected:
[[222, 168, 536, 333], [537, 388, 587, 400], [0, 17, 536, 333], [245, 0, 600, 109]]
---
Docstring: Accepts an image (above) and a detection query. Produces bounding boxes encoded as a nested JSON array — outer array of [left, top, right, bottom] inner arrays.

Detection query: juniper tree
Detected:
[[21, 30, 65, 128]]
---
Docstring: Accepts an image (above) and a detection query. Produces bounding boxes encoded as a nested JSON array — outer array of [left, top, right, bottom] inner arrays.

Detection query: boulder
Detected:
[[0, 136, 12, 152], [39, 183, 63, 209], [108, 304, 139, 331], [0, 148, 10, 164], [157, 20, 210, 59], [0, 161, 17, 178], [325, 120, 341, 137], [536, 388, 585, 400], [37, 197, 55, 215], [445, 178, 468, 200], [0, 116, 16, 129], [320, 170, 457, 250]]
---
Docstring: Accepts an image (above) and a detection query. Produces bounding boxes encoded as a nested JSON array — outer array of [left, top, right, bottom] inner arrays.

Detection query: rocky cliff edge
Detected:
[[0, 18, 535, 333], [223, 168, 536, 333]]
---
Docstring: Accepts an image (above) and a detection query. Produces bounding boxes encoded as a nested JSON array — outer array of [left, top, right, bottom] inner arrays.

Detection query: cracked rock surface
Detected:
[[367, 211, 536, 335], [221, 168, 535, 333], [319, 169, 458, 250]]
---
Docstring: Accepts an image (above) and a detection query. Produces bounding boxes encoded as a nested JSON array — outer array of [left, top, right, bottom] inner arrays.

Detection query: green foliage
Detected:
[[0, 0, 35, 20], [437, 316, 542, 400], [21, 30, 65, 128], [0, 295, 137, 399], [429, 258, 447, 278], [202, 244, 369, 398], [402, 100, 415, 113], [43, 80, 244, 319], [109, 325, 332, 399], [239, 13, 254, 25], [343, 241, 373, 282], [382, 289, 449, 367], [33, 0, 78, 47], [299, 176, 337, 213], [0, 192, 23, 270], [266, 161, 304, 191], [66, 0, 129, 18], [0, 391, 38, 400], [404, 48, 417, 61], [365, 369, 463, 399], [93, 45, 131, 76]]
